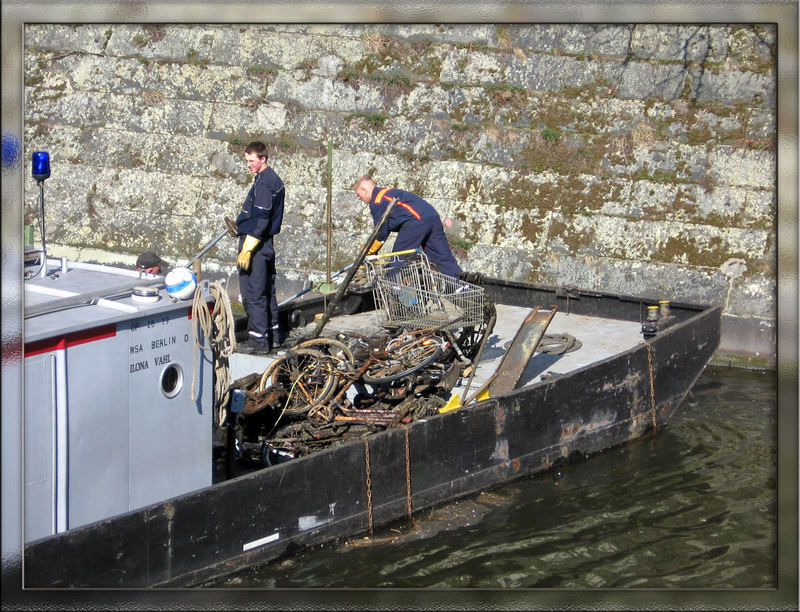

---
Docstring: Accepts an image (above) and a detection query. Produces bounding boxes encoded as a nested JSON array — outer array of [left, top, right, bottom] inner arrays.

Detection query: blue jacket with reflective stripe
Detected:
[[236, 166, 284, 239], [369, 186, 439, 242]]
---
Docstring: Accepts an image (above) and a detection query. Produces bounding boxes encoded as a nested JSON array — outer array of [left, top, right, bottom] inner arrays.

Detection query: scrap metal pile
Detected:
[[230, 251, 496, 468], [230, 329, 469, 466]]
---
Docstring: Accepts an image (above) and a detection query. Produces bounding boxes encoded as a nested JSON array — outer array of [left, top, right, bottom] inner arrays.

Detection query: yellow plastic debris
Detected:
[[475, 388, 491, 402], [438, 392, 462, 413]]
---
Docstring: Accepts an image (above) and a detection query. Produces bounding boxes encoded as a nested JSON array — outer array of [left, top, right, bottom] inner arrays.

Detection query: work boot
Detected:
[[269, 329, 288, 349], [240, 337, 272, 355]]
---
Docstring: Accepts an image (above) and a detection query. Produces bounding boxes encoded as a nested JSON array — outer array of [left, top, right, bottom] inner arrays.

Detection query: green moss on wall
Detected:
[[658, 234, 755, 268], [686, 124, 715, 147], [351, 112, 389, 128], [520, 213, 547, 245], [485, 83, 528, 108], [519, 133, 605, 176]]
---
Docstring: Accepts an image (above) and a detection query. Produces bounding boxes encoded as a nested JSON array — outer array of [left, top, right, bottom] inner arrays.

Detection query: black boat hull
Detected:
[[24, 280, 721, 587]]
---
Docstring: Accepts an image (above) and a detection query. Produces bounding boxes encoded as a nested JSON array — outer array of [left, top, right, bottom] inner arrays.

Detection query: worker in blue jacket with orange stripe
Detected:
[[353, 175, 463, 279]]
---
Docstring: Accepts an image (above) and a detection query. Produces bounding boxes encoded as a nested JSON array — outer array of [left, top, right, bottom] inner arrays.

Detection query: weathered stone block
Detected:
[[727, 273, 776, 319], [25, 24, 111, 55], [26, 88, 109, 127], [106, 94, 210, 136], [709, 148, 775, 189], [105, 24, 217, 63], [509, 24, 633, 58]]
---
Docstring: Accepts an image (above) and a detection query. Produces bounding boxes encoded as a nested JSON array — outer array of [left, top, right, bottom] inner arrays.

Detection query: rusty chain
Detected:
[[362, 435, 374, 536], [645, 342, 657, 433], [402, 425, 413, 524]]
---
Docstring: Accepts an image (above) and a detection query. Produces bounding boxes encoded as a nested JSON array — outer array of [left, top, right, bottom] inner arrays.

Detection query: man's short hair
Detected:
[[353, 174, 373, 189], [245, 141, 269, 159]]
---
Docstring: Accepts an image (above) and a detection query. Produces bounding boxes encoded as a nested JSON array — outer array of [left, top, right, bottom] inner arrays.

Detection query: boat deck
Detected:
[[24, 259, 170, 343], [229, 304, 645, 393]]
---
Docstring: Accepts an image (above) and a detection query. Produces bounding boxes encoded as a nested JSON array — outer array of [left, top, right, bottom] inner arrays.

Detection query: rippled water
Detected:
[[212, 367, 777, 590]]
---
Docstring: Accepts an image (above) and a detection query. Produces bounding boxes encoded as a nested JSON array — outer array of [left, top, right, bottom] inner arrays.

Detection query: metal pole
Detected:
[[308, 197, 398, 340], [326, 140, 332, 283], [37, 181, 48, 278], [459, 307, 497, 402], [52, 350, 68, 533]]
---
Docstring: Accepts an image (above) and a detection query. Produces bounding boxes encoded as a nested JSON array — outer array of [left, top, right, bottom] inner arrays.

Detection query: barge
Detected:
[[21, 249, 720, 587]]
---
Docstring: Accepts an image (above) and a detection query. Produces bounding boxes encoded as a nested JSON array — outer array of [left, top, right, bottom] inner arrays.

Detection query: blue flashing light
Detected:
[[32, 151, 50, 181]]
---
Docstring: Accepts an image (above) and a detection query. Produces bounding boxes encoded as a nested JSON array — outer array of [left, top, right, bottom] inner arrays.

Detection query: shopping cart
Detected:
[[364, 249, 484, 331]]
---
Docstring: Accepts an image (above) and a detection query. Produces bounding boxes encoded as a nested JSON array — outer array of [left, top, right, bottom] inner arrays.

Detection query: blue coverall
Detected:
[[368, 186, 463, 278], [236, 166, 284, 347]]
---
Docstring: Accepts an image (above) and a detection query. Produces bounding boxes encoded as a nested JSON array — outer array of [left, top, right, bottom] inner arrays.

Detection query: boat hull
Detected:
[[23, 281, 721, 587]]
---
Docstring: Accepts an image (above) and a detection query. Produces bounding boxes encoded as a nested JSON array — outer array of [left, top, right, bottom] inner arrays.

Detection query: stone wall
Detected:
[[23, 23, 776, 359]]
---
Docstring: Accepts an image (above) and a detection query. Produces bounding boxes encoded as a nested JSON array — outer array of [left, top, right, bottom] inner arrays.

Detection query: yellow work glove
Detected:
[[367, 239, 383, 256], [236, 235, 261, 272]]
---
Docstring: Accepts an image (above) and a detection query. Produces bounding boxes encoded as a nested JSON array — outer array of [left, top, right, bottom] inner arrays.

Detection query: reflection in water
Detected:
[[213, 368, 776, 589]]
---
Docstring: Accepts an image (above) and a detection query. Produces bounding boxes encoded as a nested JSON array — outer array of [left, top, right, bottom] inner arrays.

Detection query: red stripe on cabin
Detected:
[[25, 324, 117, 356], [25, 337, 67, 356]]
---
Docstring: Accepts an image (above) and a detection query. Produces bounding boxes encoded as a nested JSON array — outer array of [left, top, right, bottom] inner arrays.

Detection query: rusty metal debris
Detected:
[[466, 305, 557, 402], [230, 317, 493, 466], [227, 301, 566, 469]]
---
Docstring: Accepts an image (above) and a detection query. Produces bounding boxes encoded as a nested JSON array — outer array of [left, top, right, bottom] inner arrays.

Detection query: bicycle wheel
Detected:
[[295, 337, 355, 368], [362, 333, 445, 385], [259, 348, 339, 415]]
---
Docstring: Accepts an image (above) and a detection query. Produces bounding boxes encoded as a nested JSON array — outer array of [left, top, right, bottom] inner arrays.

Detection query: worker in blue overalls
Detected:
[[235, 141, 285, 354], [353, 175, 463, 279]]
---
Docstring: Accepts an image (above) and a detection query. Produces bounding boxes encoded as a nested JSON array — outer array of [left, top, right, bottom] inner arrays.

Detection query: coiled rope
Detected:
[[190, 281, 237, 427], [537, 333, 583, 355]]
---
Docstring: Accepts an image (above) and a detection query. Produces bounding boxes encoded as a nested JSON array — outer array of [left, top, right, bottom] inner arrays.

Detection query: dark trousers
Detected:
[[238, 237, 279, 344], [393, 217, 463, 278]]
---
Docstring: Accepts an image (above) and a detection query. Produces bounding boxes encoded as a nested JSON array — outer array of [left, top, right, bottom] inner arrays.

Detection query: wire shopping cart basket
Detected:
[[364, 249, 484, 331]]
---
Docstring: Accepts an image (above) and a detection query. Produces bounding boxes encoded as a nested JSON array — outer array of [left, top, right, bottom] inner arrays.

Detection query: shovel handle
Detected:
[[186, 228, 229, 267]]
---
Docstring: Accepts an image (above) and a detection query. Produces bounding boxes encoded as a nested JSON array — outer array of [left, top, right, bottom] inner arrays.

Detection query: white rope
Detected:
[[190, 281, 238, 427]]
